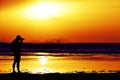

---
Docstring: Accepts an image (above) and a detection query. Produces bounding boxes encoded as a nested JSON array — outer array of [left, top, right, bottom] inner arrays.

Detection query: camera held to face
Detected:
[[21, 38, 24, 40]]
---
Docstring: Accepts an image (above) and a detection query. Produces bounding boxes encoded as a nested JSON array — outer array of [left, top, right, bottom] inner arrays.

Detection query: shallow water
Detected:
[[0, 52, 120, 74]]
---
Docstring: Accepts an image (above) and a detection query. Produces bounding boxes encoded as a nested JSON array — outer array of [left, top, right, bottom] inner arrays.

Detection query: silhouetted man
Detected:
[[10, 35, 24, 73]]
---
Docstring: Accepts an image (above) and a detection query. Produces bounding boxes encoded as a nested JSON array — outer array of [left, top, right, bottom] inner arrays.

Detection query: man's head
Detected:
[[16, 35, 24, 40]]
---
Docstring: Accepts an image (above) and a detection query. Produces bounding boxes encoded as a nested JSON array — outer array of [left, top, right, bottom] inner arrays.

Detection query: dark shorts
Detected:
[[13, 52, 21, 62]]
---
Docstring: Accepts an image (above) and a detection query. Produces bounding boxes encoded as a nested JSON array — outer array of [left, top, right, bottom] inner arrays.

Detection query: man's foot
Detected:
[[12, 71, 16, 74], [18, 71, 21, 73]]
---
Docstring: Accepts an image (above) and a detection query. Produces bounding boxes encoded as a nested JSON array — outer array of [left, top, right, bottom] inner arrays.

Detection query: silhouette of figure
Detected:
[[10, 35, 24, 73]]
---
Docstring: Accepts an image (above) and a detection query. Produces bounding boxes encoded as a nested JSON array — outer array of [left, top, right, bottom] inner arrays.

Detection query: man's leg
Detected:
[[17, 55, 21, 73], [13, 55, 17, 73]]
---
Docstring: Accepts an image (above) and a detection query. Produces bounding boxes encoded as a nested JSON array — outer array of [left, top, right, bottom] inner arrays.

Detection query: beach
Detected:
[[0, 73, 120, 80]]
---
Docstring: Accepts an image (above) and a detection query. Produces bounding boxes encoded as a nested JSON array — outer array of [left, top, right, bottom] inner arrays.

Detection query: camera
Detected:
[[21, 38, 24, 40]]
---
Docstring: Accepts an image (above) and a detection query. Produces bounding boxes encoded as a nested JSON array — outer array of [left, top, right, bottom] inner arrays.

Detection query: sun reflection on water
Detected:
[[39, 56, 47, 65]]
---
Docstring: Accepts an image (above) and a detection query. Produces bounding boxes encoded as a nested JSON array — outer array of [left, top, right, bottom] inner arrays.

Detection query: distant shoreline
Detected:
[[1, 49, 120, 53], [1, 43, 120, 53]]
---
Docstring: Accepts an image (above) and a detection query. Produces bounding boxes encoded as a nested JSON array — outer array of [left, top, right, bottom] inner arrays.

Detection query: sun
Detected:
[[25, 2, 63, 19]]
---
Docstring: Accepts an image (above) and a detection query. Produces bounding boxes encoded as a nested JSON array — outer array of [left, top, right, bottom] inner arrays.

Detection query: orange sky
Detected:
[[0, 0, 120, 43]]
